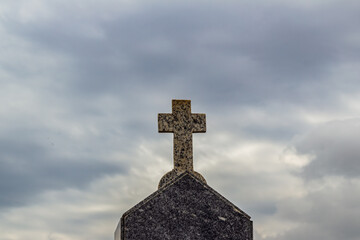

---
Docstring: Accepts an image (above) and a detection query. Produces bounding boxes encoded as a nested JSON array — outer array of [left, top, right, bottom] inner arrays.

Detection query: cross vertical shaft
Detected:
[[158, 100, 206, 173]]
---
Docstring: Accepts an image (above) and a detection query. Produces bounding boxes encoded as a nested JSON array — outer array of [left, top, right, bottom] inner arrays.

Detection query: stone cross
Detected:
[[158, 99, 206, 172], [116, 99, 253, 240]]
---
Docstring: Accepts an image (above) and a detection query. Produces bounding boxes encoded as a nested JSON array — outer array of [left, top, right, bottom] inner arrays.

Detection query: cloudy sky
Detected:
[[1, 0, 360, 239]]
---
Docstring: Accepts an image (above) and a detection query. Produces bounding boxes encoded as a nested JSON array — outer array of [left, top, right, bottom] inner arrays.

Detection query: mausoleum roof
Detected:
[[120, 171, 252, 240]]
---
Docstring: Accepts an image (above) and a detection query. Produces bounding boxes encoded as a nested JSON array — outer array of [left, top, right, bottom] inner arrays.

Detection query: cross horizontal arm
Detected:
[[192, 114, 206, 133], [158, 113, 174, 132]]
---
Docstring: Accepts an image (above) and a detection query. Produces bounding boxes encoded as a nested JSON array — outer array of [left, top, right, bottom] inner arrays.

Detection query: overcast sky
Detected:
[[1, 0, 360, 239]]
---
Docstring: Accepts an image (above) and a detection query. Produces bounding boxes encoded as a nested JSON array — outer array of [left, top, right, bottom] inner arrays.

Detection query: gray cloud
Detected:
[[295, 119, 360, 179], [263, 178, 360, 240], [259, 119, 360, 239], [5, 0, 358, 109], [1, 0, 360, 239], [0, 132, 127, 208]]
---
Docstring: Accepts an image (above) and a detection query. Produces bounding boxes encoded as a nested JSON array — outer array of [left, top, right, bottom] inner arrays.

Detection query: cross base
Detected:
[[158, 169, 206, 189]]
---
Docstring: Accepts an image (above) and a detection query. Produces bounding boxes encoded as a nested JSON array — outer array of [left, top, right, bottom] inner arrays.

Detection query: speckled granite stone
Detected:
[[114, 99, 253, 240], [158, 100, 206, 188], [117, 172, 253, 240]]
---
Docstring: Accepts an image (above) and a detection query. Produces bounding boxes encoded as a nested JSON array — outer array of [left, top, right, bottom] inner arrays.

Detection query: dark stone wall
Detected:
[[120, 172, 253, 240]]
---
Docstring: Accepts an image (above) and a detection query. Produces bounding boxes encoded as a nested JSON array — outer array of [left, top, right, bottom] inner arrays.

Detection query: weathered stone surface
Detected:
[[117, 172, 253, 240], [115, 99, 253, 240], [158, 100, 206, 188]]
